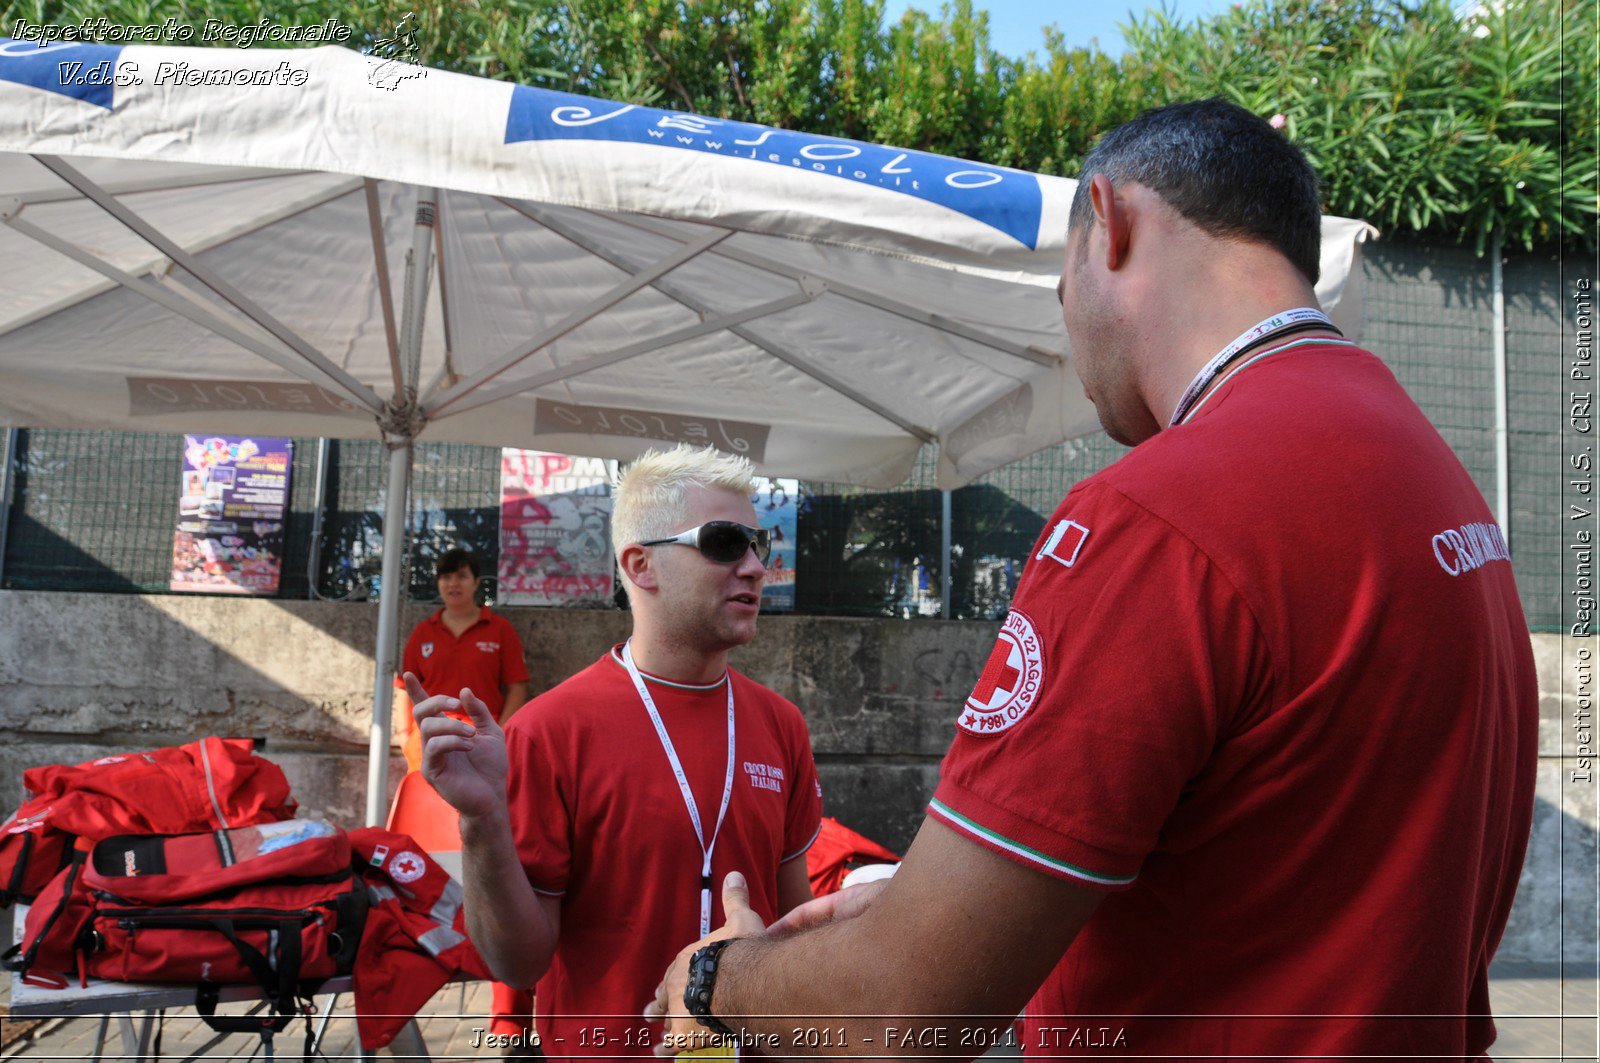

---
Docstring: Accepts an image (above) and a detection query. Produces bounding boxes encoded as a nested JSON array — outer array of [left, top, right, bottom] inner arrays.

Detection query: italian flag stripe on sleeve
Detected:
[[927, 798, 1137, 888]]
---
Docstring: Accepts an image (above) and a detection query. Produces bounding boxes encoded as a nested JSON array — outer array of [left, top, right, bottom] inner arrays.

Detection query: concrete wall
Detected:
[[0, 591, 1589, 963], [1519, 636, 1596, 966]]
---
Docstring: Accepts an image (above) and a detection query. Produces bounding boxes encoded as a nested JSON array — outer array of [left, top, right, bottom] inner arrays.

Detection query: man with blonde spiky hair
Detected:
[[409, 443, 821, 1061]]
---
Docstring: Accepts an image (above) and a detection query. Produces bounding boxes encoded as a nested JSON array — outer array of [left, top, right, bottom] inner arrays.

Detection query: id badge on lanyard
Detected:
[[621, 640, 736, 936]]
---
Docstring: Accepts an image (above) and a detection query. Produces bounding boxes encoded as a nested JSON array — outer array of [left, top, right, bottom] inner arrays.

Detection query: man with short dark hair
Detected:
[[651, 98, 1537, 1060]]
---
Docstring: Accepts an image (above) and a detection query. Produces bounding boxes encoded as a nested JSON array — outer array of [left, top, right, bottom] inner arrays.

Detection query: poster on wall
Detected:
[[751, 476, 798, 612], [170, 435, 294, 595], [499, 449, 615, 606]]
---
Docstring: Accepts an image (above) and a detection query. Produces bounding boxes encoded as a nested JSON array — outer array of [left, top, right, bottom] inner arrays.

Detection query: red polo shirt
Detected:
[[932, 342, 1536, 1058], [506, 648, 822, 1060], [402, 607, 528, 719]]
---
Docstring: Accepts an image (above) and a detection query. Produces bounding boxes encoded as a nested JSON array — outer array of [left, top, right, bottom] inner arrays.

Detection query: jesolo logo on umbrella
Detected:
[[504, 85, 1046, 249], [958, 609, 1044, 737], [0, 40, 123, 110]]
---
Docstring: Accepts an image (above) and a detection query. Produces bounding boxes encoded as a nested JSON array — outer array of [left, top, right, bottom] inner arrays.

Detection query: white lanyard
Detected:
[[1169, 307, 1335, 427], [1179, 334, 1358, 425], [621, 640, 736, 937]]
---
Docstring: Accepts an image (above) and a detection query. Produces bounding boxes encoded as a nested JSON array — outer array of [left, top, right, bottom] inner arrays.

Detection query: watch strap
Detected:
[[684, 938, 737, 1038]]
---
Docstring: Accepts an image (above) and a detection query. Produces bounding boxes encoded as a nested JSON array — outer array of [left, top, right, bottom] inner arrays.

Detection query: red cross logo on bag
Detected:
[[389, 851, 427, 883]]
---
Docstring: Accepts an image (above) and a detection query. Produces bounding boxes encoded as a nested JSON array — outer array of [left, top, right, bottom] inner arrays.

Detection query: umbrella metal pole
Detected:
[[306, 437, 330, 599], [0, 427, 17, 586], [1490, 228, 1510, 545], [940, 489, 952, 618], [368, 440, 413, 826], [367, 187, 437, 826]]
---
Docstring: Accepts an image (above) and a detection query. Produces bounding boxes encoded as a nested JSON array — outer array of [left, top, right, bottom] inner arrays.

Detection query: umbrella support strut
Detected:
[[30, 155, 383, 411], [603, 212, 1061, 368], [494, 200, 935, 444], [0, 207, 381, 414], [425, 228, 732, 415], [435, 289, 821, 418]]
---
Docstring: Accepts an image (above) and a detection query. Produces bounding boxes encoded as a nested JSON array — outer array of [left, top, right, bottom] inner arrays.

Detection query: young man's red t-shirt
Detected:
[[932, 341, 1537, 1059], [402, 607, 528, 719], [504, 648, 822, 1060]]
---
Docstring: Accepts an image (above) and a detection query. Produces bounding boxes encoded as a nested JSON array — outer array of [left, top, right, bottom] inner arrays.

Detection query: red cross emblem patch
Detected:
[[388, 850, 427, 884], [958, 608, 1044, 737]]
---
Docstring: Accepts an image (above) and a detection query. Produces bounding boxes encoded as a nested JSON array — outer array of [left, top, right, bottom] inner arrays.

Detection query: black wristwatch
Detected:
[[683, 939, 737, 1038]]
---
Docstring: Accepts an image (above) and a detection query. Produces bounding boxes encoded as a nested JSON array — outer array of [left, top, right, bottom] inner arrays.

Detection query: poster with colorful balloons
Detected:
[[751, 477, 798, 612], [170, 435, 293, 595], [498, 449, 615, 606]]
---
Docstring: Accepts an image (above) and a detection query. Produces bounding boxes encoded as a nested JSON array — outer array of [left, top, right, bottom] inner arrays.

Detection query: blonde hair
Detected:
[[612, 444, 758, 564]]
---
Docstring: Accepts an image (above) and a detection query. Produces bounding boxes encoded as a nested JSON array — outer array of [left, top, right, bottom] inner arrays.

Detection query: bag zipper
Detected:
[[104, 905, 331, 924], [90, 868, 354, 907]]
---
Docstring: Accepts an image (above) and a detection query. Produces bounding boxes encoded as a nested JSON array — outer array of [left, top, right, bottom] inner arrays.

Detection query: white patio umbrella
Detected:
[[0, 39, 1374, 823]]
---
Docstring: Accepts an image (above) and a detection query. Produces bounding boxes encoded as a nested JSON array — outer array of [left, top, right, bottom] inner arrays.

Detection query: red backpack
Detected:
[[805, 816, 901, 896], [0, 738, 296, 905], [7, 819, 366, 1043]]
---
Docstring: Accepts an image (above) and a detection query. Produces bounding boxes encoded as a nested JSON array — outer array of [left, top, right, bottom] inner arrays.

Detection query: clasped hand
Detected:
[[645, 873, 890, 1057]]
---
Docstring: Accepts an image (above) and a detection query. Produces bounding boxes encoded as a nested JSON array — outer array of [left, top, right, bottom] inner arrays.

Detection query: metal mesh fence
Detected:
[[311, 438, 388, 603], [0, 430, 321, 597], [1358, 238, 1565, 629], [797, 436, 1127, 619], [1360, 241, 1500, 501], [0, 240, 1570, 628], [302, 439, 507, 605], [1501, 250, 1566, 630]]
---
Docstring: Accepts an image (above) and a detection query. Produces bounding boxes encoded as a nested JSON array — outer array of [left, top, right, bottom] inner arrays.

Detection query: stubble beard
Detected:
[[662, 591, 757, 660]]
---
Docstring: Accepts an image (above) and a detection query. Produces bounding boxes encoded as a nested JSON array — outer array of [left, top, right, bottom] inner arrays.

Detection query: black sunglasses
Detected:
[[638, 521, 772, 565]]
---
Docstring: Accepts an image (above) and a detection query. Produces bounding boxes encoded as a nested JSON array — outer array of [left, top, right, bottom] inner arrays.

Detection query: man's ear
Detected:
[[1089, 174, 1130, 272], [619, 543, 658, 593]]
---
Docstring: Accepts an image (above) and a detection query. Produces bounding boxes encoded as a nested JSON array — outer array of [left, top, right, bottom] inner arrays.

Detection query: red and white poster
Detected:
[[498, 449, 614, 606]]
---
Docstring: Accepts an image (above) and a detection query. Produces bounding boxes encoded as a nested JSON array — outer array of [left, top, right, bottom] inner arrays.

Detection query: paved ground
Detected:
[[2, 964, 1596, 1060], [1482, 964, 1599, 1062]]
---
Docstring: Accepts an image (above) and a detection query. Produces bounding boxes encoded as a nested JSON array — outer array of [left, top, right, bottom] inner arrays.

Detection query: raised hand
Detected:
[[405, 672, 507, 819]]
